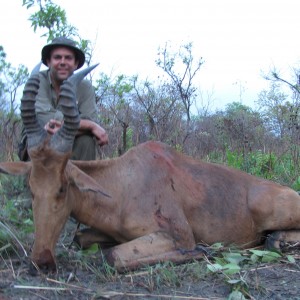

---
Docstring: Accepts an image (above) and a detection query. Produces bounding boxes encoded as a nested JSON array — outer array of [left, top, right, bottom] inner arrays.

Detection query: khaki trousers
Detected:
[[72, 135, 96, 161]]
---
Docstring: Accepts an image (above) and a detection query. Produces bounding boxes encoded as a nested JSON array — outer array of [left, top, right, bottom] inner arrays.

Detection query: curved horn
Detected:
[[50, 64, 99, 153], [68, 64, 99, 86], [30, 62, 42, 76], [20, 62, 47, 149]]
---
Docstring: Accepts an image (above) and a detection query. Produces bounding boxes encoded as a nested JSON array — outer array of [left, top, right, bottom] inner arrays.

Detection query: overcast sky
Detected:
[[1, 0, 300, 110]]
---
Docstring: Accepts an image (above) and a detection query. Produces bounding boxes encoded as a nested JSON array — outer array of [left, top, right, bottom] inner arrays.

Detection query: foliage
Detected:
[[225, 149, 276, 178], [215, 102, 266, 160], [0, 195, 33, 255], [22, 0, 93, 62], [95, 73, 134, 155], [257, 83, 290, 137], [292, 176, 300, 191], [0, 47, 29, 111], [206, 244, 284, 298], [0, 173, 32, 220], [23, 0, 77, 41], [264, 67, 300, 97], [206, 147, 300, 187], [0, 46, 29, 161]]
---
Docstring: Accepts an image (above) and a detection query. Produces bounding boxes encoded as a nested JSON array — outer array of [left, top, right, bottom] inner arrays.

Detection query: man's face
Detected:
[[47, 47, 79, 83]]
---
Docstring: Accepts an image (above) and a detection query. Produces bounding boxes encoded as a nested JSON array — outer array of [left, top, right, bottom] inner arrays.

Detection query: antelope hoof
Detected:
[[265, 232, 285, 251]]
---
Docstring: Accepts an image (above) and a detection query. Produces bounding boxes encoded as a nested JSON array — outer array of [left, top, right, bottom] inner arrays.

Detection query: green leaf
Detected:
[[23, 218, 33, 225], [227, 279, 243, 284], [207, 262, 240, 275], [210, 242, 224, 249], [215, 257, 227, 265], [207, 263, 223, 273], [227, 290, 247, 300], [80, 243, 99, 256], [222, 263, 241, 275], [261, 251, 281, 263], [250, 253, 259, 263], [249, 249, 269, 256], [249, 249, 281, 263], [287, 255, 296, 263], [224, 252, 247, 264]]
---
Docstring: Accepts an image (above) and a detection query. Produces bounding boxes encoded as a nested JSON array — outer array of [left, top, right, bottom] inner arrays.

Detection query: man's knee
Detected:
[[72, 135, 96, 160]]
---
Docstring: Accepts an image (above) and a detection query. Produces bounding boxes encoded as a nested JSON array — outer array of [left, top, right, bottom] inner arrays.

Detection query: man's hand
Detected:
[[44, 119, 62, 134], [92, 125, 109, 147], [78, 119, 109, 147], [48, 118, 109, 146]]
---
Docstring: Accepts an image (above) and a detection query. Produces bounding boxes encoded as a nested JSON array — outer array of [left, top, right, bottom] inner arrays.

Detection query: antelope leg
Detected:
[[106, 232, 205, 272]]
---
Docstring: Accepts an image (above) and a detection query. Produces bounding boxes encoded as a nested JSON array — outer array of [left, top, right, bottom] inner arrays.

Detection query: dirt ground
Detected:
[[1, 252, 300, 300], [1, 221, 300, 300]]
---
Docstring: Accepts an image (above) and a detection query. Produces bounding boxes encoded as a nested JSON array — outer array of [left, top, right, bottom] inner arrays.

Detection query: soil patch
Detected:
[[1, 220, 300, 299]]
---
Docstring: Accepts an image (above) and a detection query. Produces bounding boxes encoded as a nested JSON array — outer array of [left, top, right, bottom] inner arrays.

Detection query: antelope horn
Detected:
[[50, 64, 99, 153], [30, 62, 42, 76], [20, 62, 47, 149], [68, 64, 99, 86]]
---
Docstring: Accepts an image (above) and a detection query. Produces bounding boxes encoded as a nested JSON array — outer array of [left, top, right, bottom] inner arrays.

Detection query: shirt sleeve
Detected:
[[76, 80, 98, 122]]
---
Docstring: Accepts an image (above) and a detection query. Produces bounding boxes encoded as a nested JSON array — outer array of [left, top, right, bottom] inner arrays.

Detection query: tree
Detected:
[[156, 42, 204, 146], [131, 76, 183, 142], [257, 83, 289, 138], [265, 68, 300, 98], [217, 102, 265, 158], [257, 80, 300, 170], [263, 67, 300, 140], [23, 0, 77, 40], [22, 0, 93, 63], [0, 46, 7, 99], [95, 74, 134, 155], [0, 47, 29, 161]]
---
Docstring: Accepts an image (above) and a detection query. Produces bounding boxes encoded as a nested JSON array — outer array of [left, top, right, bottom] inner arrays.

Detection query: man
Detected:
[[19, 37, 108, 161]]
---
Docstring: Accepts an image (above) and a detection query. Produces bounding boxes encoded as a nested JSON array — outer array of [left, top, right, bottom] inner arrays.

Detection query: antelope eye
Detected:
[[58, 185, 66, 196]]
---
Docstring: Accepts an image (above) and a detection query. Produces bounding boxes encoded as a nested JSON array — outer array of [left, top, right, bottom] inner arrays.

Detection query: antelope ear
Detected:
[[66, 162, 110, 197], [0, 161, 32, 176]]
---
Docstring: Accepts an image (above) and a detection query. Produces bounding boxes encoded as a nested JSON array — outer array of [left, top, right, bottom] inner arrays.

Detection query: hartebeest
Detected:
[[1, 64, 300, 273]]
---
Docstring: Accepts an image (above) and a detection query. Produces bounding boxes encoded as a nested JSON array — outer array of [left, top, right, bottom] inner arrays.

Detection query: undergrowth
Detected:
[[210, 148, 300, 189]]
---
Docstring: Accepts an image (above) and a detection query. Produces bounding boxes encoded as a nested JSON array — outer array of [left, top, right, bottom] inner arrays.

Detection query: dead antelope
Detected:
[[1, 64, 300, 274]]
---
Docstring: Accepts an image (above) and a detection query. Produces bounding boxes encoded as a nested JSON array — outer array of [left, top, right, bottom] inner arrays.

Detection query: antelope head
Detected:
[[20, 63, 98, 273]]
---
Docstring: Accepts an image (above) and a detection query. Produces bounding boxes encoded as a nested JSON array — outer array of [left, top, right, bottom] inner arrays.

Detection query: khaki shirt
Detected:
[[35, 70, 98, 127]]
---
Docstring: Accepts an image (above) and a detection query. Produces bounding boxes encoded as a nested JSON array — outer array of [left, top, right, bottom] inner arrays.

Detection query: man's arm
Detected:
[[76, 80, 108, 146], [78, 119, 108, 146], [44, 119, 108, 147]]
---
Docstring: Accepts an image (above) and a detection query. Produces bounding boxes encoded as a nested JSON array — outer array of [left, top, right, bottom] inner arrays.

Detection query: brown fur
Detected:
[[1, 140, 300, 272]]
